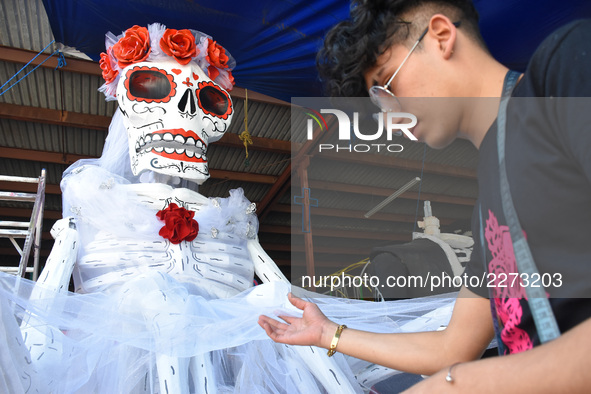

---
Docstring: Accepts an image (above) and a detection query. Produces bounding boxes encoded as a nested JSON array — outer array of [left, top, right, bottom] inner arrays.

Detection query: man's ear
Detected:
[[428, 14, 457, 60]]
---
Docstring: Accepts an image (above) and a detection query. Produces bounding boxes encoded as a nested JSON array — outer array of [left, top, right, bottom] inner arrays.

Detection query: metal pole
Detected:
[[364, 177, 421, 218]]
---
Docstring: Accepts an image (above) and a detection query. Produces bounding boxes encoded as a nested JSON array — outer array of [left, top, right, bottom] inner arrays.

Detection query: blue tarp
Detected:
[[41, 0, 591, 101]]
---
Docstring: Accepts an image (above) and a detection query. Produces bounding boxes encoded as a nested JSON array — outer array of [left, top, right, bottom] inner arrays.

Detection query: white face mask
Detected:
[[116, 59, 234, 184]]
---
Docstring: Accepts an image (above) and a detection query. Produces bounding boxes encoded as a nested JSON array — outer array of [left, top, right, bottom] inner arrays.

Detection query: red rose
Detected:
[[206, 38, 229, 69], [112, 25, 151, 69], [207, 65, 220, 81], [99, 49, 119, 83], [156, 203, 199, 244], [159, 29, 197, 65]]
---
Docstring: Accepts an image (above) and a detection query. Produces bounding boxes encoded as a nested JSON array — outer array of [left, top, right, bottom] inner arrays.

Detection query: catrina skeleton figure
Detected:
[[3, 23, 455, 394]]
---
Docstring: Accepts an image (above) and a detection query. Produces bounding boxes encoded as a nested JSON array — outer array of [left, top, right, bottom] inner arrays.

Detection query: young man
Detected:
[[259, 0, 591, 391]]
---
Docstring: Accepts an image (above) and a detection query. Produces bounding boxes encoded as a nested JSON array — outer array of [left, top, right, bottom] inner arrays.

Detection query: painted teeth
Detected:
[[145, 147, 206, 160], [136, 133, 207, 153]]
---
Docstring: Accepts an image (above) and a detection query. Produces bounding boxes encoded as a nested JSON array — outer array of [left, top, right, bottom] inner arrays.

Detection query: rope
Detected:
[[0, 40, 66, 97], [57, 51, 67, 68], [238, 89, 253, 167]]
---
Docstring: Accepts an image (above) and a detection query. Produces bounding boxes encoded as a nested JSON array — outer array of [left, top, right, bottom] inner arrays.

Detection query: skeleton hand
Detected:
[[258, 292, 337, 349]]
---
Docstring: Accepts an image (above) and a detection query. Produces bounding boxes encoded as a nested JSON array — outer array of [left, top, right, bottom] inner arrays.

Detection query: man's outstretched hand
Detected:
[[258, 292, 338, 349]]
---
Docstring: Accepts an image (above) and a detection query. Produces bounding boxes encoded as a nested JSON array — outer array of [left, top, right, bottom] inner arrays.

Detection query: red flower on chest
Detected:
[[156, 203, 199, 244]]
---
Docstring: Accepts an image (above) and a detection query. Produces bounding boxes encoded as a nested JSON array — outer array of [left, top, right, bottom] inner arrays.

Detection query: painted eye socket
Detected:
[[124, 66, 176, 103], [129, 70, 171, 99], [198, 85, 229, 116]]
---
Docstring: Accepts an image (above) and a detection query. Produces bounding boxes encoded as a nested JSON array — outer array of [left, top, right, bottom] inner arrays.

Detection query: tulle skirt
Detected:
[[0, 271, 455, 393]]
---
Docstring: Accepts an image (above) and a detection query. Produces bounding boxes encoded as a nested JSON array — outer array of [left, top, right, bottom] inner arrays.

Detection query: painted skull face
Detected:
[[116, 59, 233, 184]]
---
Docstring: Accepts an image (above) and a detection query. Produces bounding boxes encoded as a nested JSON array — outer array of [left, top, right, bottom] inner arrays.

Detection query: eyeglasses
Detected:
[[369, 21, 461, 112]]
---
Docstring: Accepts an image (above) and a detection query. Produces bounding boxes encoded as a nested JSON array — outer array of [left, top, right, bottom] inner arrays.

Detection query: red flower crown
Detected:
[[99, 23, 235, 99]]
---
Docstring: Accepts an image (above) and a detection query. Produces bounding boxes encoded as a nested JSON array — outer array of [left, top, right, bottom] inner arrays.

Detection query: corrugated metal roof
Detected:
[[208, 146, 288, 175], [232, 99, 292, 141], [307, 158, 477, 198], [0, 62, 118, 116], [1, 0, 54, 53], [0, 158, 64, 183], [0, 119, 106, 156], [200, 180, 271, 203], [290, 187, 474, 220]]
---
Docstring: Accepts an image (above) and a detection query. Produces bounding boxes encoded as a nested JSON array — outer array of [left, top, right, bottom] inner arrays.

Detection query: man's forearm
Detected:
[[406, 316, 591, 393]]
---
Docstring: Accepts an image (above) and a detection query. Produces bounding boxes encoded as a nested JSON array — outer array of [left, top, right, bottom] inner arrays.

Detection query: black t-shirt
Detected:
[[464, 19, 591, 354]]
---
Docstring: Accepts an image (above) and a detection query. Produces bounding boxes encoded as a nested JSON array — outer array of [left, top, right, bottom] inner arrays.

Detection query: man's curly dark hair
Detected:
[[316, 0, 486, 97]]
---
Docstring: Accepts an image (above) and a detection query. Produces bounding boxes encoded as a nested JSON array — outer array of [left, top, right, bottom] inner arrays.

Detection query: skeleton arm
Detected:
[[19, 217, 79, 375], [247, 237, 288, 284], [34, 217, 79, 293], [248, 237, 358, 393]]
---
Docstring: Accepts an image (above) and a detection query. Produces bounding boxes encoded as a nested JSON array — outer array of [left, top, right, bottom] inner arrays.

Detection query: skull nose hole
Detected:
[[178, 89, 197, 115]]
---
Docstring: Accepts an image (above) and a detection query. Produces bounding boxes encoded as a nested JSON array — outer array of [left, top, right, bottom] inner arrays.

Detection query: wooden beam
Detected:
[[274, 204, 457, 225], [261, 243, 368, 255], [0, 207, 61, 220], [259, 225, 412, 242], [210, 169, 277, 184], [0, 248, 51, 257], [0, 104, 291, 154], [0, 152, 474, 207], [213, 132, 291, 155], [0, 181, 466, 233], [295, 157, 315, 285], [289, 259, 374, 270], [318, 151, 477, 180], [257, 113, 340, 220], [0, 103, 111, 131], [230, 87, 290, 107], [0, 181, 61, 195], [0, 242, 370, 270], [0, 170, 276, 198], [299, 228, 410, 242], [256, 163, 291, 218], [0, 46, 288, 106], [309, 180, 476, 206], [0, 147, 91, 165], [0, 45, 101, 75]]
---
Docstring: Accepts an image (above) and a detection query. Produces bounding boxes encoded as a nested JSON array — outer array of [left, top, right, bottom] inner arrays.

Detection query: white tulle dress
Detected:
[[0, 111, 456, 394]]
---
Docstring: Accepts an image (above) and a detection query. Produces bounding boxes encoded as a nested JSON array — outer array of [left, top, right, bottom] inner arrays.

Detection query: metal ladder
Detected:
[[0, 169, 46, 280]]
